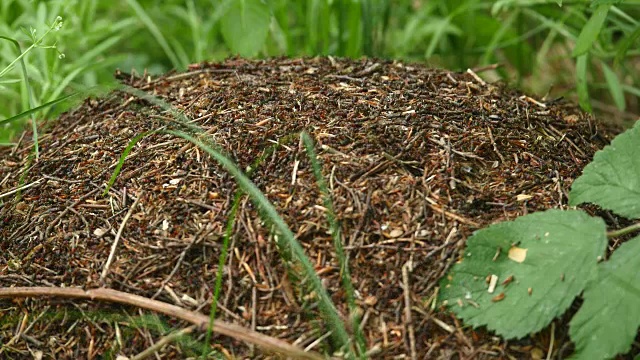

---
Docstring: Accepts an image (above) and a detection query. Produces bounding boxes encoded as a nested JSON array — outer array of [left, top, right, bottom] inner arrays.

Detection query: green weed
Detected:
[[103, 87, 360, 357], [440, 121, 640, 359]]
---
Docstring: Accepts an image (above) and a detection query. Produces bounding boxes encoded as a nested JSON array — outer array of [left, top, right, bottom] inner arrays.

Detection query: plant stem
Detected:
[[607, 222, 640, 238]]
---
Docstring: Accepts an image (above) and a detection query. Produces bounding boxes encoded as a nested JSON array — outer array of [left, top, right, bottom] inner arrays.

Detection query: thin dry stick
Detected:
[[101, 193, 142, 281], [0, 287, 324, 360], [43, 188, 100, 240], [151, 226, 206, 300], [402, 261, 417, 360], [250, 286, 257, 357], [470, 63, 500, 73], [427, 203, 480, 228], [487, 127, 506, 164], [546, 322, 555, 360], [466, 68, 487, 86], [131, 325, 196, 360], [0, 179, 42, 199], [304, 331, 333, 353], [520, 95, 547, 108], [0, 312, 28, 356]]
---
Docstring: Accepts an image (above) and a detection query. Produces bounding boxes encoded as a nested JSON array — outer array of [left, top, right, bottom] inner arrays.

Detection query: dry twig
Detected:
[[0, 286, 324, 360]]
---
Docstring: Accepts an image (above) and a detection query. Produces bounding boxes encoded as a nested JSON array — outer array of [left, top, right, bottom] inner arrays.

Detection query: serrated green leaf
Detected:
[[439, 209, 606, 339], [573, 4, 609, 57], [220, 0, 270, 57], [569, 235, 640, 360], [569, 121, 640, 219], [601, 62, 626, 111]]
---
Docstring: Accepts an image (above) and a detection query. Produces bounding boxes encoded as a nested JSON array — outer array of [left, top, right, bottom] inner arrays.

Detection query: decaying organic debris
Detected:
[[0, 57, 618, 359]]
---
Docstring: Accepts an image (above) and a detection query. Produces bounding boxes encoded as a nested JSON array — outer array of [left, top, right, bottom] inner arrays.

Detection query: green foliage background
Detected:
[[1, 0, 639, 143]]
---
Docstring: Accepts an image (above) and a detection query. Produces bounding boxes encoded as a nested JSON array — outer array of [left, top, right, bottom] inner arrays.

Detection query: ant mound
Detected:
[[0, 57, 617, 359]]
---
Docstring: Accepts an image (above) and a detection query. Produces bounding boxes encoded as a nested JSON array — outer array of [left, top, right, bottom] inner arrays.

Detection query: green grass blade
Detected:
[[70, 34, 123, 72], [301, 132, 366, 357], [622, 85, 640, 98], [271, 1, 291, 55], [335, 0, 347, 55], [575, 53, 592, 112], [168, 35, 192, 68], [202, 134, 286, 358], [165, 129, 352, 356], [0, 37, 37, 79], [614, 24, 640, 68], [601, 61, 626, 111], [535, 12, 572, 66], [609, 5, 637, 26], [124, 0, 183, 69], [307, 0, 330, 55], [572, 4, 610, 57], [0, 34, 38, 157], [0, 92, 78, 126], [346, 0, 362, 57], [361, 0, 373, 56], [521, 8, 576, 40], [202, 190, 242, 358], [46, 66, 87, 103], [318, 0, 331, 55], [424, 18, 461, 59], [481, 10, 518, 65], [0, 78, 22, 85], [102, 130, 155, 196], [186, 0, 205, 62], [119, 85, 202, 134]]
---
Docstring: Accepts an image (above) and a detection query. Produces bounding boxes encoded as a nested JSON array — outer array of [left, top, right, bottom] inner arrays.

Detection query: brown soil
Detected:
[[0, 57, 623, 359]]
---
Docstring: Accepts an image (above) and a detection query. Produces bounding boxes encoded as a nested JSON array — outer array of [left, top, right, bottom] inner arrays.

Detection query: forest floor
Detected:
[[0, 57, 627, 359]]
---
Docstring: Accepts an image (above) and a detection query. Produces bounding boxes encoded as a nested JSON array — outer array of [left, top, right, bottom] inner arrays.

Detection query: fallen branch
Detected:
[[0, 286, 324, 360]]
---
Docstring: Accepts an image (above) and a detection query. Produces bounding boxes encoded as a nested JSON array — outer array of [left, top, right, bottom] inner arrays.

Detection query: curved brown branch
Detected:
[[0, 286, 324, 360]]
